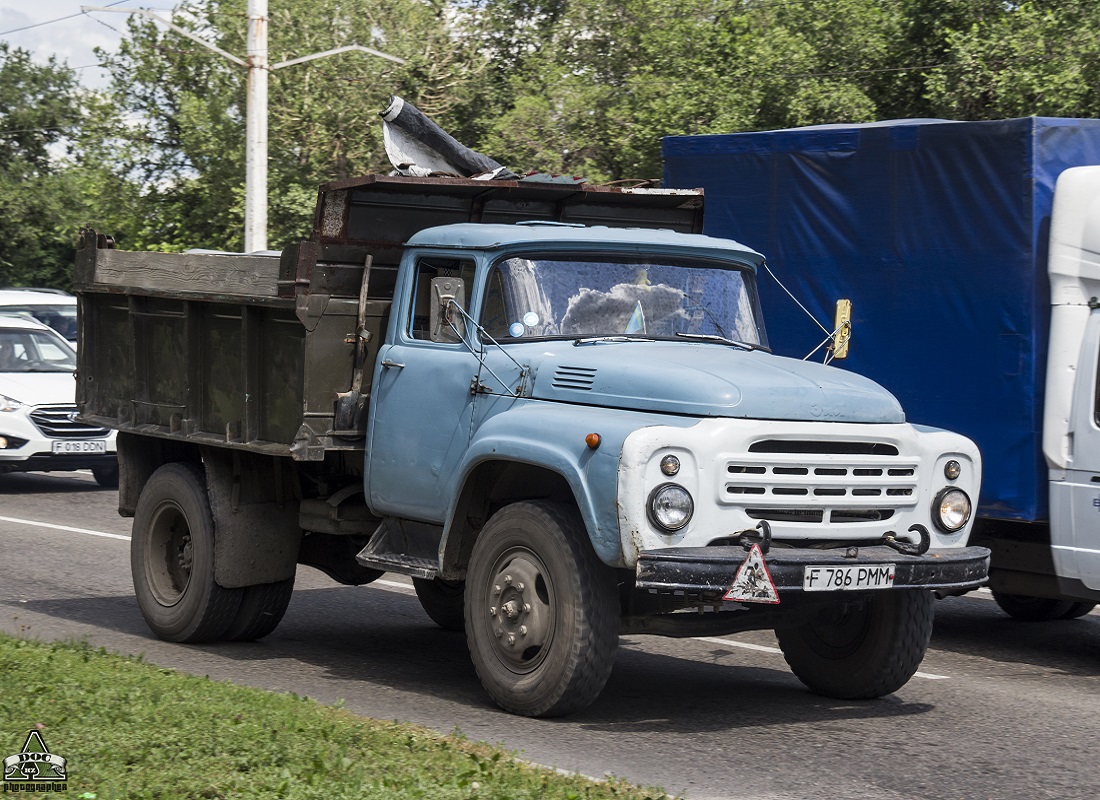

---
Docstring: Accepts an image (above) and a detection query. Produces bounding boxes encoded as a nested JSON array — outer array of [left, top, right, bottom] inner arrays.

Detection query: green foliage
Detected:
[[95, 0, 486, 251], [464, 0, 904, 181], [4, 0, 1100, 275], [921, 0, 1100, 119], [0, 44, 87, 288], [0, 634, 667, 799]]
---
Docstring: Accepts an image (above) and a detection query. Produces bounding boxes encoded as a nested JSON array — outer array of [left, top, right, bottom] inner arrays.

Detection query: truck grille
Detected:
[[29, 405, 109, 438], [721, 440, 918, 525]]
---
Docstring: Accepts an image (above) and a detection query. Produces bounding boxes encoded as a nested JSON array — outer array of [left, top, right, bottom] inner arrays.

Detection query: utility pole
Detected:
[[245, 0, 268, 253], [83, 2, 405, 252]]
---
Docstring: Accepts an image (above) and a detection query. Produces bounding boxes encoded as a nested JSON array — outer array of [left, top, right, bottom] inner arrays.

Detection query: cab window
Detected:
[[407, 257, 476, 342]]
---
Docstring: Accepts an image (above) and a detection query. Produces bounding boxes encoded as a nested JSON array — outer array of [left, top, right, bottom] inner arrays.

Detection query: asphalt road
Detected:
[[2, 470, 1099, 800]]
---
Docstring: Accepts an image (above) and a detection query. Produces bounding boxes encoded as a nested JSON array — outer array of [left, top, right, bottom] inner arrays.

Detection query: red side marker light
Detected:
[[585, 433, 601, 449]]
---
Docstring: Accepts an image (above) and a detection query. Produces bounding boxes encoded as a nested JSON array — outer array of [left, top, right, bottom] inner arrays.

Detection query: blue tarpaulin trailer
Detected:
[[664, 117, 1100, 525]]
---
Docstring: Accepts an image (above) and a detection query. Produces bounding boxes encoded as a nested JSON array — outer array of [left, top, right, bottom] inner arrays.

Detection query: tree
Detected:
[[95, 0, 488, 252], [462, 0, 903, 182], [0, 44, 89, 288], [920, 0, 1100, 119]]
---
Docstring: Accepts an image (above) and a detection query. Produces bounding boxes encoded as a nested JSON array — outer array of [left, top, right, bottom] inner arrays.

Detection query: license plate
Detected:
[[51, 439, 107, 454], [803, 564, 895, 591]]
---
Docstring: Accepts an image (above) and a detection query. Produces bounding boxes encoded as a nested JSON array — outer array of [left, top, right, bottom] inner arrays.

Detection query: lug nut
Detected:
[[506, 634, 516, 646], [489, 606, 497, 616], [493, 584, 501, 595], [519, 625, 528, 636], [494, 627, 503, 638], [515, 582, 525, 591], [523, 603, 531, 613], [504, 575, 513, 585]]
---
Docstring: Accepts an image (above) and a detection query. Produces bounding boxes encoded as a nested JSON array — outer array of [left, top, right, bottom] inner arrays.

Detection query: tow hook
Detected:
[[734, 520, 772, 555], [883, 524, 931, 556]]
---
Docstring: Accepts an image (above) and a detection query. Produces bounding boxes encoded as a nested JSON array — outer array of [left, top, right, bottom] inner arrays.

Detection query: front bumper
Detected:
[[636, 544, 991, 597]]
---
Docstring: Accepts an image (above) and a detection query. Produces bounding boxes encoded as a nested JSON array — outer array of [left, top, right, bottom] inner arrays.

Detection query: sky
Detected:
[[0, 1, 179, 88]]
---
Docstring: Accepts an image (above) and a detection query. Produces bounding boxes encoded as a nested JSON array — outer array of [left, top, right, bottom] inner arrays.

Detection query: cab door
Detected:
[[1057, 309, 1100, 590], [367, 255, 478, 523]]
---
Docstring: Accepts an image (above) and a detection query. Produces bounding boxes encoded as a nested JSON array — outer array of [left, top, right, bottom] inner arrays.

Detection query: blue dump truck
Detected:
[[75, 175, 988, 716], [665, 116, 1100, 620]]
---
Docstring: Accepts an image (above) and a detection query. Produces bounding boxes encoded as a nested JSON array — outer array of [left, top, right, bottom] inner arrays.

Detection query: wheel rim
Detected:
[[145, 501, 194, 607], [481, 546, 555, 674]]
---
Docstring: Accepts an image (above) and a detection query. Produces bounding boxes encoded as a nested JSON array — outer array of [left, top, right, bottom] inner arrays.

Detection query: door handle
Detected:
[[381, 359, 405, 369]]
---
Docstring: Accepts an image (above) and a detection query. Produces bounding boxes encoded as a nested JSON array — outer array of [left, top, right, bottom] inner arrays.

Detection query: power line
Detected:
[[0, 0, 129, 38]]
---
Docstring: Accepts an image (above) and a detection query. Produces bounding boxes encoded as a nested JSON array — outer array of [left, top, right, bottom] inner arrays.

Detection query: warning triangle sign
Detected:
[[723, 544, 780, 604]]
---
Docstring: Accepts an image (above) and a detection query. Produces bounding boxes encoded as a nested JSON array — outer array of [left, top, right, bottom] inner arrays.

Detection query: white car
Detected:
[[0, 289, 78, 346], [0, 314, 118, 487]]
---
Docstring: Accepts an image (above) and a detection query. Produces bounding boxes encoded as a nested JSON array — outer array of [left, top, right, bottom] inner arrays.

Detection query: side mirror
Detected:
[[429, 276, 466, 343], [831, 298, 852, 359]]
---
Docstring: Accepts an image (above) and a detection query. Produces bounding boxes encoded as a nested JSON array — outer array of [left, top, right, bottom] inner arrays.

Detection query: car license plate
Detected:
[[52, 439, 107, 454], [803, 564, 895, 591]]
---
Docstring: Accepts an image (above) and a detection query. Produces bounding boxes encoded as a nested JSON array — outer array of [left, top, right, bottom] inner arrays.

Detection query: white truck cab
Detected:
[[1045, 165, 1100, 598]]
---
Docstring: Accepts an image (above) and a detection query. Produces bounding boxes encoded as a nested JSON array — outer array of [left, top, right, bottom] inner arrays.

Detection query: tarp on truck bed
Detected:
[[663, 117, 1100, 522]]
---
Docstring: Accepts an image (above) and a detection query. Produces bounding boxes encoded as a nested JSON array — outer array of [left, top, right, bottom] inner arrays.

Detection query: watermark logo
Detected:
[[3, 730, 67, 793]]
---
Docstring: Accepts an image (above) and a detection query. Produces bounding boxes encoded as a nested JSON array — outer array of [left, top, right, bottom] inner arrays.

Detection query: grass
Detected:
[[0, 634, 666, 800]]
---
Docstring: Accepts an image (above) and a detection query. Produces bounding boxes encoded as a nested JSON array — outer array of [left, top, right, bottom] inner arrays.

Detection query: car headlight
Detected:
[[648, 483, 693, 531], [0, 394, 25, 413], [934, 488, 972, 533]]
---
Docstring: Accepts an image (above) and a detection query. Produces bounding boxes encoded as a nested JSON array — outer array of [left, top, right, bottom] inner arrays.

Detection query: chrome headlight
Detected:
[[0, 394, 25, 413], [647, 483, 693, 531], [934, 488, 972, 533]]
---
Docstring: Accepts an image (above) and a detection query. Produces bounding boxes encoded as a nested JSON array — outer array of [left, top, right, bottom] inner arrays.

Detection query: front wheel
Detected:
[[1061, 601, 1096, 620], [131, 462, 242, 642], [464, 501, 619, 717], [776, 589, 934, 699], [91, 463, 119, 488], [991, 591, 1077, 621]]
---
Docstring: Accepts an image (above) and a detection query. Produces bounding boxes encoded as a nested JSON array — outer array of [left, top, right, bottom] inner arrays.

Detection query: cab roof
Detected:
[[405, 222, 764, 267]]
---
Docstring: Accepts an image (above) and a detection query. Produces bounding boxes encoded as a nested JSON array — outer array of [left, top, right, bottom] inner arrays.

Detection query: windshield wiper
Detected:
[[573, 335, 656, 346], [675, 332, 771, 352]]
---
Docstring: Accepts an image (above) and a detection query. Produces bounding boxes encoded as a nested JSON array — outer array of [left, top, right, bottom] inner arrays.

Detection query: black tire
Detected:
[[776, 589, 934, 699], [413, 577, 466, 632], [1061, 601, 1096, 620], [91, 463, 119, 488], [991, 591, 1076, 621], [224, 575, 296, 641], [131, 462, 242, 643], [464, 501, 619, 717]]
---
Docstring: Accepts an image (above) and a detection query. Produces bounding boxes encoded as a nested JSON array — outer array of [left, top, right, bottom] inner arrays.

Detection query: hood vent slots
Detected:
[[552, 365, 597, 390]]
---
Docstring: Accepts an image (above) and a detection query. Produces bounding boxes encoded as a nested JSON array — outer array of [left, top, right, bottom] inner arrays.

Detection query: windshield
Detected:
[[480, 254, 767, 346], [0, 304, 78, 341], [0, 328, 76, 372]]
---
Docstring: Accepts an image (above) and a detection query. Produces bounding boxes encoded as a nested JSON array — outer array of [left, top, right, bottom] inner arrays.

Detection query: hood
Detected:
[[0, 371, 76, 407], [528, 341, 904, 423]]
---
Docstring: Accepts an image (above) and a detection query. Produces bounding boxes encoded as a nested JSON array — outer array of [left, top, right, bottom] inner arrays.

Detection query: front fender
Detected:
[[442, 401, 696, 568]]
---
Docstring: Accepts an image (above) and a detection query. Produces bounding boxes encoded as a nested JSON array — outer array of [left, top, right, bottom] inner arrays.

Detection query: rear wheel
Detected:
[[991, 591, 1076, 621], [776, 589, 934, 699], [464, 501, 619, 717], [131, 462, 241, 642], [224, 576, 295, 641], [413, 577, 466, 632]]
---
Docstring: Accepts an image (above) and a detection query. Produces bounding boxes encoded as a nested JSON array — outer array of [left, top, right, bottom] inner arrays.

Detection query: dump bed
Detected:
[[663, 117, 1100, 522], [75, 175, 703, 460]]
